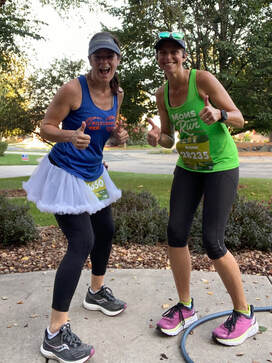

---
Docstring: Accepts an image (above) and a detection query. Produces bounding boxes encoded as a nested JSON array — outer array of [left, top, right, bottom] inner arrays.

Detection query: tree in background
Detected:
[[27, 58, 85, 132], [232, 11, 272, 137], [0, 53, 32, 138], [0, 0, 43, 72], [0, 0, 43, 138], [0, 57, 85, 138], [0, 0, 94, 68], [100, 0, 272, 137], [0, 0, 89, 138], [39, 0, 92, 12]]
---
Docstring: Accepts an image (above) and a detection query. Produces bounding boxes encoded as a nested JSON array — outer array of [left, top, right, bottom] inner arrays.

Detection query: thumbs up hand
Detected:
[[147, 118, 161, 147], [199, 95, 221, 125], [111, 119, 129, 145], [71, 121, 91, 149]]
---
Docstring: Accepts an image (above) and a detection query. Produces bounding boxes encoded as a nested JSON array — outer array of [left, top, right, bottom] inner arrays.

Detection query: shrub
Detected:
[[112, 190, 168, 245], [0, 141, 8, 156], [0, 195, 38, 246], [126, 126, 147, 146], [189, 195, 272, 253]]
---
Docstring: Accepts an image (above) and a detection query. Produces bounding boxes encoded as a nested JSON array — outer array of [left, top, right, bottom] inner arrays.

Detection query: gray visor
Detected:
[[88, 34, 120, 56]]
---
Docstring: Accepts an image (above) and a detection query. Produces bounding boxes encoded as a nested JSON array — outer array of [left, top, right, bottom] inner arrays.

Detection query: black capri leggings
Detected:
[[167, 166, 239, 260], [52, 206, 114, 312]]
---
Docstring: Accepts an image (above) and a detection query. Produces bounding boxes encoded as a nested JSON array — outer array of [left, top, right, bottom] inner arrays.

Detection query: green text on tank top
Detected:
[[164, 69, 239, 172]]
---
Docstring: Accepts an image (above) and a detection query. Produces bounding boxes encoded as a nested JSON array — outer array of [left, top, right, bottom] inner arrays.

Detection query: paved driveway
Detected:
[[103, 150, 272, 178], [0, 150, 272, 178]]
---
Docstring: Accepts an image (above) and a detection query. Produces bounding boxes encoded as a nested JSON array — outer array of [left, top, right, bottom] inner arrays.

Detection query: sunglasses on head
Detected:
[[158, 31, 184, 40]]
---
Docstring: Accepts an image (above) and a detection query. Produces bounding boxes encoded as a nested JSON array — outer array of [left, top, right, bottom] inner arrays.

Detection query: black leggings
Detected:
[[167, 166, 239, 260], [52, 206, 114, 312]]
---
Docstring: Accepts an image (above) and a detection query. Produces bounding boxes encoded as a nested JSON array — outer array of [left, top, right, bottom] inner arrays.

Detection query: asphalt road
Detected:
[[0, 149, 272, 178], [104, 150, 272, 178]]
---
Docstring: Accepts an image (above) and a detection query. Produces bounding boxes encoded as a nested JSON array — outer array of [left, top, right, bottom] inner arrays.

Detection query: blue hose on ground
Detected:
[[180, 306, 272, 363]]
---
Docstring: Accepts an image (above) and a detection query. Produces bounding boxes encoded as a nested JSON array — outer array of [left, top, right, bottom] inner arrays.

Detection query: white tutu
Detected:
[[23, 155, 121, 215]]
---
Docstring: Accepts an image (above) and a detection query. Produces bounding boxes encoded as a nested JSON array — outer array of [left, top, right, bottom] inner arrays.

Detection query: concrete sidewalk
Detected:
[[0, 269, 271, 363]]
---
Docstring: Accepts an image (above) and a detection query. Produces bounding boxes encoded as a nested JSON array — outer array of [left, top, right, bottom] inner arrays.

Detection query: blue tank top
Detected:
[[49, 75, 118, 181]]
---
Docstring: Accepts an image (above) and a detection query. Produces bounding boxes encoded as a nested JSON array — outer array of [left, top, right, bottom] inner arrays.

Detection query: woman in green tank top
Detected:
[[147, 32, 258, 346]]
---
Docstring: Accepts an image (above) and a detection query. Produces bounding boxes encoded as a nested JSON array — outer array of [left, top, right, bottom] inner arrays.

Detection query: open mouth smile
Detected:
[[99, 67, 111, 75]]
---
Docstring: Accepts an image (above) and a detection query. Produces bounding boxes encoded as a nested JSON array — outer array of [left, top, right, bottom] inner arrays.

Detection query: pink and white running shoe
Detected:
[[212, 305, 258, 346], [157, 299, 198, 336]]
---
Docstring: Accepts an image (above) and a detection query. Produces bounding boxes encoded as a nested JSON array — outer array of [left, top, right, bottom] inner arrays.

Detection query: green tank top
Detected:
[[164, 69, 239, 172]]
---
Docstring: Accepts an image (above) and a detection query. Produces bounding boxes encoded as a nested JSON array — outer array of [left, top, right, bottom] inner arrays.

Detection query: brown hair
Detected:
[[109, 33, 121, 95], [110, 72, 120, 95]]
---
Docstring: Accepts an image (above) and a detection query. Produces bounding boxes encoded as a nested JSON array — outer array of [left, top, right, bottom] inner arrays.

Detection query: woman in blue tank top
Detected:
[[23, 32, 128, 363]]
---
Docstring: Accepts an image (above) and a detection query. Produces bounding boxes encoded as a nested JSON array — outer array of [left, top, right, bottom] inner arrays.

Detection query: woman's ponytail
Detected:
[[110, 72, 120, 95]]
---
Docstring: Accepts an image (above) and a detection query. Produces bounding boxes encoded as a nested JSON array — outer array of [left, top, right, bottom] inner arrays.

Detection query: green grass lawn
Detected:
[[0, 173, 271, 226], [8, 198, 56, 226], [0, 153, 41, 165], [238, 178, 272, 202], [0, 176, 29, 189], [109, 171, 172, 209]]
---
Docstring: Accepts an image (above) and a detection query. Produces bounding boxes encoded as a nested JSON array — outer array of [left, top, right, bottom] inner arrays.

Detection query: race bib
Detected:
[[86, 175, 109, 201], [176, 134, 214, 171]]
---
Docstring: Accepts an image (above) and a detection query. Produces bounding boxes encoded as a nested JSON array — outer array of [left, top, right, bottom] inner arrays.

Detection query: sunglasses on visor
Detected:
[[158, 31, 184, 40]]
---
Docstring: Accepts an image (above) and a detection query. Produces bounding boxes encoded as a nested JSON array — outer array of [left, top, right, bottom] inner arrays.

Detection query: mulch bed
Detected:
[[0, 188, 26, 197], [236, 141, 272, 154], [0, 225, 271, 276]]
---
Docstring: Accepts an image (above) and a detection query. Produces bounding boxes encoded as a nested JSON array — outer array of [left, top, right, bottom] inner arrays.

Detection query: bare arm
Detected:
[[197, 70, 244, 128], [156, 87, 175, 147], [40, 79, 91, 149], [147, 86, 175, 148]]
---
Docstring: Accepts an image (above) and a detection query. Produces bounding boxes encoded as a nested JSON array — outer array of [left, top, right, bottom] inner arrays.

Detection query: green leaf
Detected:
[[259, 325, 268, 333]]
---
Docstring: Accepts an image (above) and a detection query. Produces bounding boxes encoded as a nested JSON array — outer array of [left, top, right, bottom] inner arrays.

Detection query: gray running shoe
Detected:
[[83, 285, 127, 316], [40, 322, 94, 363]]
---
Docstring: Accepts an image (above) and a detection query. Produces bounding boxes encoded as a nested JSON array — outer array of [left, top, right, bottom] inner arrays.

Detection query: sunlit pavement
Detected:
[[1, 150, 272, 178]]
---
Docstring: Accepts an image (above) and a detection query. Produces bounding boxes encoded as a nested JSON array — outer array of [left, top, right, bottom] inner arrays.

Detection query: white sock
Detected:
[[47, 327, 60, 339], [89, 285, 103, 294]]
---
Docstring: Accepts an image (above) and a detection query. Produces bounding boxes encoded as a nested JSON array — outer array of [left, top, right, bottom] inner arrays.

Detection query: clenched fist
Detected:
[[111, 120, 129, 145], [147, 118, 161, 147]]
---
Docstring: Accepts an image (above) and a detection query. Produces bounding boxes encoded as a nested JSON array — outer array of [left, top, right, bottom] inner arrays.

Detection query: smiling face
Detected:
[[89, 48, 120, 82], [156, 40, 186, 74]]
